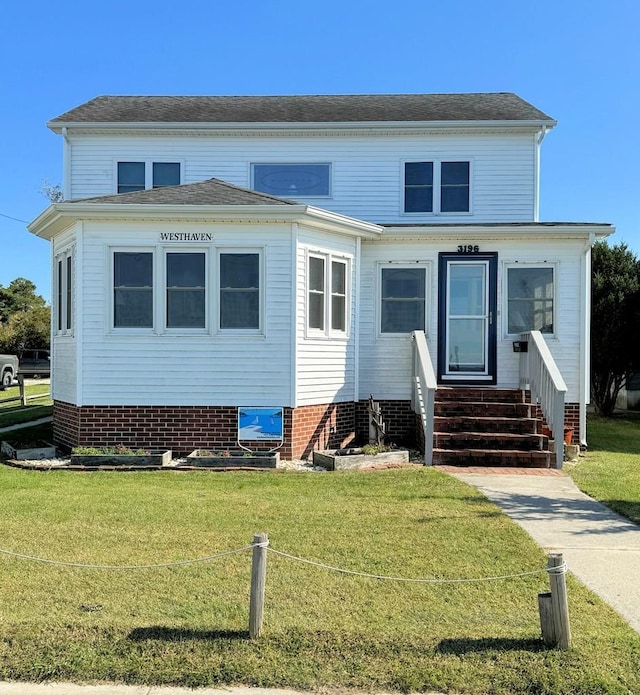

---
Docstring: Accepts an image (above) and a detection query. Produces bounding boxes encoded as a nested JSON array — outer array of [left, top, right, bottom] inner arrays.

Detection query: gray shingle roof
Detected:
[[69, 178, 296, 206], [50, 93, 554, 126]]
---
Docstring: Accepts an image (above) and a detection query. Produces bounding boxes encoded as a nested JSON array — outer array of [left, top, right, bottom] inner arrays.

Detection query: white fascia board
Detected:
[[28, 202, 383, 240], [378, 223, 614, 242], [47, 119, 557, 134]]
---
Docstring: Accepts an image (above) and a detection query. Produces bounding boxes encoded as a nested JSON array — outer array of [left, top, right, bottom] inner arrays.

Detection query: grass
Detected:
[[0, 465, 637, 694], [569, 412, 640, 524], [0, 382, 52, 430]]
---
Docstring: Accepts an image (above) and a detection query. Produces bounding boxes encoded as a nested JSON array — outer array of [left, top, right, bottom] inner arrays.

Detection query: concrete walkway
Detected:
[[444, 467, 640, 633]]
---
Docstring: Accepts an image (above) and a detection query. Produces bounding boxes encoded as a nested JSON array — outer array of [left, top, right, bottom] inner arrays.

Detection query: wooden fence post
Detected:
[[249, 532, 268, 639], [18, 374, 26, 406], [548, 553, 571, 649]]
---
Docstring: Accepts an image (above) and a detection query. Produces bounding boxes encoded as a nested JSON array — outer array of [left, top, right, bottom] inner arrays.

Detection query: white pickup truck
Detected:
[[0, 354, 18, 390]]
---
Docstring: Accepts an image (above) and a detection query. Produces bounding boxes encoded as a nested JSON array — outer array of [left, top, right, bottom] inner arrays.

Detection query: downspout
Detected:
[[62, 127, 71, 200], [534, 126, 548, 222], [579, 232, 596, 447]]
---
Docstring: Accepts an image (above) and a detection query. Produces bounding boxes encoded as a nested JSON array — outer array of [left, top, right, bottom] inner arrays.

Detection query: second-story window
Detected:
[[404, 161, 470, 214], [117, 162, 181, 193]]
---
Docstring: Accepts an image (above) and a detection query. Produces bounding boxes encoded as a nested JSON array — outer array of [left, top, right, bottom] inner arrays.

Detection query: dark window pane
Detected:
[[309, 293, 324, 330], [167, 253, 205, 328], [381, 299, 425, 333], [441, 186, 469, 212], [309, 257, 325, 292], [153, 162, 180, 188], [167, 253, 205, 288], [253, 164, 330, 196], [405, 162, 433, 185], [114, 252, 153, 288], [440, 162, 470, 212], [117, 162, 145, 193], [220, 253, 260, 330], [405, 187, 433, 212], [220, 291, 259, 329], [220, 254, 259, 289], [331, 296, 346, 331], [331, 261, 346, 295], [114, 252, 153, 328], [381, 267, 426, 333], [114, 289, 153, 328], [441, 161, 469, 185], [66, 255, 72, 330], [404, 163, 434, 213], [57, 260, 63, 331]]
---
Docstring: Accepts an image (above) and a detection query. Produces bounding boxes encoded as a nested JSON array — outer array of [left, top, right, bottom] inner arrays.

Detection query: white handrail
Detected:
[[519, 331, 567, 469], [411, 331, 437, 465]]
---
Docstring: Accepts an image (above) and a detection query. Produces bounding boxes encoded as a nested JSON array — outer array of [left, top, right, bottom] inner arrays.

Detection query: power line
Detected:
[[0, 212, 29, 224]]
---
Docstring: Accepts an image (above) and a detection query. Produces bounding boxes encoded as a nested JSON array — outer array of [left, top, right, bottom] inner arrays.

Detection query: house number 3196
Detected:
[[457, 244, 480, 253]]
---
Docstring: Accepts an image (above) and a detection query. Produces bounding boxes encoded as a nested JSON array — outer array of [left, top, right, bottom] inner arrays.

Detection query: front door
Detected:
[[438, 252, 497, 384]]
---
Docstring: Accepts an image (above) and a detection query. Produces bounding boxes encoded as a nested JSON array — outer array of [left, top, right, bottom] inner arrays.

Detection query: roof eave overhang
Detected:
[[47, 118, 557, 134], [377, 222, 614, 242], [28, 203, 383, 240]]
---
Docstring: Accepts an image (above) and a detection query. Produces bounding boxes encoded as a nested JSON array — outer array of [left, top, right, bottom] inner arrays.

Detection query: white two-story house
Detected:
[[29, 93, 612, 464]]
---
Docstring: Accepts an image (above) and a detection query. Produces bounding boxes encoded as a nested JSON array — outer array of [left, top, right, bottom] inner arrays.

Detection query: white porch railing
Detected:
[[519, 330, 567, 469], [411, 330, 437, 466]]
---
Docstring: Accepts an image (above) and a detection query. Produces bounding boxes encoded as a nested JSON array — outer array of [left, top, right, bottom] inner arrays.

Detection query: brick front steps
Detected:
[[432, 387, 551, 468]]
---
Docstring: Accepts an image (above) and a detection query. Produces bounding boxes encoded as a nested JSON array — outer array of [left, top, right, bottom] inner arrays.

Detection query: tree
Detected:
[[591, 241, 640, 416], [0, 278, 47, 324], [0, 306, 50, 354], [41, 179, 64, 202]]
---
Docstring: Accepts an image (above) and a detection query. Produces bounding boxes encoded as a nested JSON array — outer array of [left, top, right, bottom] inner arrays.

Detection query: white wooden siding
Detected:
[[67, 131, 537, 223], [359, 237, 585, 403], [295, 226, 358, 406], [51, 226, 78, 403], [78, 221, 294, 406]]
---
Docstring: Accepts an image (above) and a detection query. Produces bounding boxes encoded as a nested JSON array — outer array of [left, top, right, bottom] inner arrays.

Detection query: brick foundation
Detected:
[[53, 398, 420, 461]]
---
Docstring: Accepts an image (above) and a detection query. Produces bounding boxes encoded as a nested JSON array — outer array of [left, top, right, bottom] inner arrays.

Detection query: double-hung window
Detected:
[[380, 265, 427, 334], [219, 252, 261, 330], [117, 161, 181, 193], [166, 252, 206, 329], [404, 161, 470, 214], [307, 252, 349, 336], [113, 251, 154, 328], [55, 249, 73, 334], [506, 266, 555, 335]]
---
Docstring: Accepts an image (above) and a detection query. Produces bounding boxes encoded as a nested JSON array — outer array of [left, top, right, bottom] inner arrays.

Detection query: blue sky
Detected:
[[1, 0, 638, 301]]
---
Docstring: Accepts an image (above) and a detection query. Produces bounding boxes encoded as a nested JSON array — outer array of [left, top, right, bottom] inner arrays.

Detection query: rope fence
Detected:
[[0, 532, 571, 647]]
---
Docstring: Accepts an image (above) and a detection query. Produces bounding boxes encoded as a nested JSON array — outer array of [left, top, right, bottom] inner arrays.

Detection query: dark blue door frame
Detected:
[[437, 252, 498, 385]]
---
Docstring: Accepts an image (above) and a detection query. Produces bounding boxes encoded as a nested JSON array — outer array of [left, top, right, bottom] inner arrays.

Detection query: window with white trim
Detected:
[[307, 252, 349, 335], [506, 266, 554, 335], [380, 265, 427, 334], [252, 164, 331, 197], [113, 251, 154, 328], [55, 249, 73, 334], [219, 251, 261, 330], [117, 161, 181, 193], [404, 161, 470, 214], [166, 252, 206, 329]]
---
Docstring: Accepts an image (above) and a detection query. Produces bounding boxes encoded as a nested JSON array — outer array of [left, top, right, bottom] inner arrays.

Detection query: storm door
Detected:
[[438, 253, 497, 384]]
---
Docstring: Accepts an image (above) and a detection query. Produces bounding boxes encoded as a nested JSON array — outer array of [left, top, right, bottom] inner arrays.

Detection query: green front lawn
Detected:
[[570, 412, 640, 524], [0, 382, 52, 429], [0, 466, 637, 694]]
